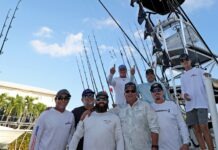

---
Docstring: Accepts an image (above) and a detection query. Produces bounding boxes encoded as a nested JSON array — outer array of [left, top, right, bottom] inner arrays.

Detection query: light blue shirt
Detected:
[[137, 81, 172, 103]]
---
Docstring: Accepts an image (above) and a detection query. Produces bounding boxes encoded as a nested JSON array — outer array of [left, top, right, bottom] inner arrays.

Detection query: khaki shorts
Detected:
[[186, 108, 208, 126]]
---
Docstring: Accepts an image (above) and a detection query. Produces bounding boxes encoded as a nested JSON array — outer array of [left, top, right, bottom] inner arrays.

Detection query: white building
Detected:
[[0, 81, 56, 108]]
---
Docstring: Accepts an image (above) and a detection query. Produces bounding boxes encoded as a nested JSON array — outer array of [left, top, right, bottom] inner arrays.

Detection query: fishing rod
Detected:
[[0, 0, 22, 54], [129, 25, 147, 71], [111, 48, 117, 59], [93, 34, 115, 105], [119, 39, 131, 69], [123, 36, 144, 83], [76, 56, 85, 90], [79, 52, 90, 89], [98, 0, 151, 68], [88, 36, 105, 91], [118, 44, 126, 65], [83, 41, 98, 93], [135, 24, 152, 65], [0, 9, 11, 39]]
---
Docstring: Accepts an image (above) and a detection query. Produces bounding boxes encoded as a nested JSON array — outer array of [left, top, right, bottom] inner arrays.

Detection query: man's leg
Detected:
[[199, 124, 214, 150], [192, 124, 206, 149], [198, 108, 214, 150]]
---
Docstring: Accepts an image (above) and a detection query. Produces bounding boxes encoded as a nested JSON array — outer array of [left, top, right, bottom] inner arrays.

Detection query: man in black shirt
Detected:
[[72, 89, 95, 150]]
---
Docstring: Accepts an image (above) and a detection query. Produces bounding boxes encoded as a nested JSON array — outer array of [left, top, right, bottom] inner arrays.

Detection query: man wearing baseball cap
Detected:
[[29, 89, 75, 150], [71, 89, 95, 150], [108, 64, 135, 107], [69, 91, 124, 150], [150, 83, 189, 150], [137, 68, 171, 103], [180, 53, 214, 150]]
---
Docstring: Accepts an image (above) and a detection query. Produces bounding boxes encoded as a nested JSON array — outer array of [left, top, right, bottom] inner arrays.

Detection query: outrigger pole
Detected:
[[83, 41, 98, 93], [93, 34, 115, 105], [0, 0, 22, 54], [75, 56, 85, 90], [98, 0, 151, 68], [88, 36, 105, 91]]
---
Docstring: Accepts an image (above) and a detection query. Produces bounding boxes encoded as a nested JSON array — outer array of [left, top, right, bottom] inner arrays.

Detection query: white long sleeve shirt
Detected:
[[107, 74, 134, 107], [69, 111, 124, 150], [151, 101, 189, 150], [29, 108, 75, 150], [181, 67, 208, 112], [111, 100, 159, 150]]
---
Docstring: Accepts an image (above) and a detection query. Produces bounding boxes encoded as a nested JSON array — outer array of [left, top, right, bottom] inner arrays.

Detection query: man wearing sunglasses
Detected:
[[108, 64, 135, 107], [69, 91, 124, 150], [29, 89, 75, 150], [137, 68, 172, 104], [150, 83, 189, 150], [71, 89, 95, 150], [180, 53, 214, 150], [111, 82, 159, 150]]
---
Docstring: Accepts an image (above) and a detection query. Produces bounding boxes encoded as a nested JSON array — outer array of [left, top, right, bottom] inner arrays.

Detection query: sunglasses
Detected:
[[57, 96, 70, 101], [125, 90, 136, 93], [151, 88, 162, 93], [84, 94, 94, 98], [96, 97, 108, 101], [180, 58, 189, 62]]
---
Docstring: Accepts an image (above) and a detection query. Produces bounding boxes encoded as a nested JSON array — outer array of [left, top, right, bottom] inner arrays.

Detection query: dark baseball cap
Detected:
[[146, 68, 154, 75], [124, 82, 136, 91], [150, 83, 163, 92], [179, 53, 190, 61], [96, 91, 109, 101], [82, 89, 95, 97], [119, 64, 127, 70]]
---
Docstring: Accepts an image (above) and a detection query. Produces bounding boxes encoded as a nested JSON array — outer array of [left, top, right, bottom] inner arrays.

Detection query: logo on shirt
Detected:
[[104, 120, 112, 124], [191, 74, 197, 77], [155, 109, 170, 113], [65, 121, 72, 125]]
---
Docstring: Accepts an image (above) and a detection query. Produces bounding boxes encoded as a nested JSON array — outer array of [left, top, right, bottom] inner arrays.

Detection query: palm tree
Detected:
[[0, 93, 8, 121]]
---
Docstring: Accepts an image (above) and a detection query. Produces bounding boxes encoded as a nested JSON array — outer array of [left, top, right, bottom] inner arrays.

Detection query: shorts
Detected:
[[186, 108, 208, 126]]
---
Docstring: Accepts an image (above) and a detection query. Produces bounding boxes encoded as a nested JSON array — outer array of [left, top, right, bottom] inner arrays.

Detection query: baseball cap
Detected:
[[124, 82, 136, 91], [96, 91, 109, 101], [82, 89, 95, 97], [55, 89, 71, 99], [150, 83, 163, 92], [119, 64, 127, 70], [179, 53, 190, 61], [146, 68, 154, 75]]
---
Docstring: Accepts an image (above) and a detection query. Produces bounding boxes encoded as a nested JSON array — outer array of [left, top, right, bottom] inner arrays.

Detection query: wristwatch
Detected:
[[152, 145, 159, 149]]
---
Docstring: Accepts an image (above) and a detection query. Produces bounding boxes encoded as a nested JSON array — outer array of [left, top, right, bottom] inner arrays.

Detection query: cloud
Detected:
[[183, 0, 215, 12], [34, 26, 53, 38], [31, 33, 84, 57], [83, 17, 117, 29]]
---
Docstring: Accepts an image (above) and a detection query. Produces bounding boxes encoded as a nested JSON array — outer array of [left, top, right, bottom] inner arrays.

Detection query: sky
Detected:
[[0, 0, 217, 110]]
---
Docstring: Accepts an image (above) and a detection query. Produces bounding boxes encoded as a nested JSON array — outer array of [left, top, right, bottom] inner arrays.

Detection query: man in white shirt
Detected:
[[29, 89, 75, 150], [137, 68, 171, 103], [150, 83, 189, 150], [180, 53, 214, 150], [108, 64, 135, 107], [112, 82, 159, 150], [69, 91, 124, 150]]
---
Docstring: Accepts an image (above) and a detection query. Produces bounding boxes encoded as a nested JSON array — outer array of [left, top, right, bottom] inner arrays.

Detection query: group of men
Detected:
[[29, 53, 214, 150]]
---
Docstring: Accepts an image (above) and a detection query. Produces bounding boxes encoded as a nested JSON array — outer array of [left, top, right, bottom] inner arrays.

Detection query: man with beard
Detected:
[[29, 89, 74, 150], [71, 89, 95, 150], [69, 91, 124, 150], [150, 83, 189, 150]]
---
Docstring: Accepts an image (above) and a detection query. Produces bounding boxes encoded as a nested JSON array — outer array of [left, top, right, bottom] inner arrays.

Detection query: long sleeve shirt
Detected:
[[69, 111, 124, 150], [107, 74, 135, 107], [137, 81, 171, 103], [111, 100, 159, 150], [181, 67, 208, 112], [29, 108, 75, 150], [151, 101, 189, 150]]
